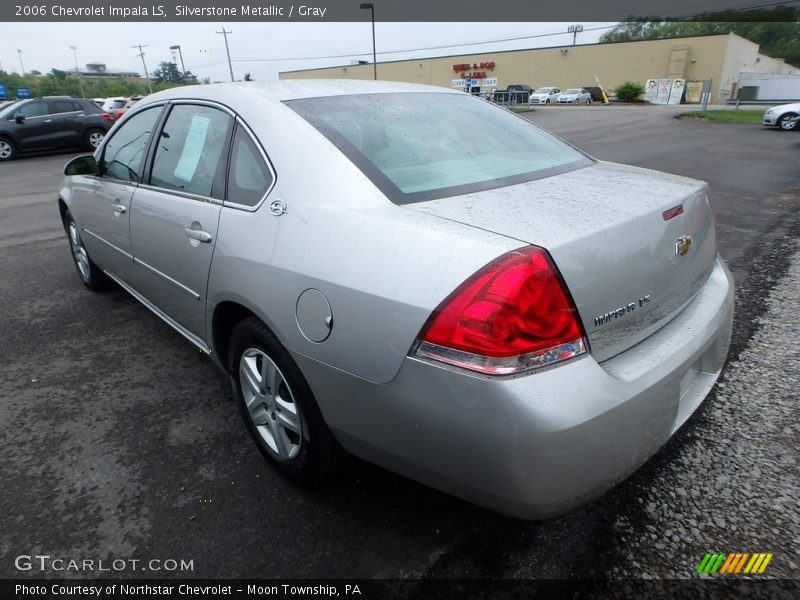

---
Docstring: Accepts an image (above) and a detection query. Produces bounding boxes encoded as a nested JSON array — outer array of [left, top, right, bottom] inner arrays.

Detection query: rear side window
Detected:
[[101, 106, 162, 182], [226, 126, 273, 207], [150, 104, 233, 199], [51, 100, 82, 113], [287, 92, 591, 204]]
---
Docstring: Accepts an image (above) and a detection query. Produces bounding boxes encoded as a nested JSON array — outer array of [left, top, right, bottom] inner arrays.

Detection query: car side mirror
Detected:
[[14, 114, 25, 124], [64, 155, 99, 176]]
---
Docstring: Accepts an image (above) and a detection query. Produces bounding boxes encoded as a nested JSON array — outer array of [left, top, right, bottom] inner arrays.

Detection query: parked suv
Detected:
[[0, 97, 113, 161]]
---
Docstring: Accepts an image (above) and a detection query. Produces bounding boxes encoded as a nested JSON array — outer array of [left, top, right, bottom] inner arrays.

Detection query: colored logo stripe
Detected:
[[696, 553, 773, 574]]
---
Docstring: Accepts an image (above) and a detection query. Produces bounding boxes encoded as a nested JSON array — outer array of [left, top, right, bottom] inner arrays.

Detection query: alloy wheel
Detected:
[[0, 140, 13, 159], [239, 348, 303, 460], [88, 131, 105, 148], [68, 221, 91, 281]]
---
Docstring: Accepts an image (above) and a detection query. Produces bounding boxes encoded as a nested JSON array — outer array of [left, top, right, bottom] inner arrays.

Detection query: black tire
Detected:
[[0, 137, 16, 161], [84, 128, 106, 151], [229, 316, 343, 482], [65, 211, 110, 291], [777, 113, 798, 131]]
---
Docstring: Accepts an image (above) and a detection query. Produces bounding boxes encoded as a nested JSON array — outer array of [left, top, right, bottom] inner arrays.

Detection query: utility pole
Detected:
[[17, 49, 25, 76], [70, 45, 86, 98], [131, 44, 153, 94], [567, 24, 583, 46], [360, 4, 377, 81], [216, 29, 235, 82]]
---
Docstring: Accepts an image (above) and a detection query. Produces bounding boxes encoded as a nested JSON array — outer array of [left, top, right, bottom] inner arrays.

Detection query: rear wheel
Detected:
[[229, 317, 343, 482], [65, 211, 109, 291], [84, 128, 106, 151], [778, 113, 798, 131], [0, 137, 15, 161]]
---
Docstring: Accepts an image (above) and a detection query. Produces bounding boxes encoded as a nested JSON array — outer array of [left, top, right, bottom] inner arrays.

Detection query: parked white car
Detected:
[[529, 87, 561, 104], [557, 88, 593, 104], [762, 102, 800, 131]]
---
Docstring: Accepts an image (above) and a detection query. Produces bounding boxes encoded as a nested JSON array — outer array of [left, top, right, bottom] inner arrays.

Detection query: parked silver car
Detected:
[[529, 86, 561, 104], [762, 102, 800, 131], [557, 88, 593, 104], [58, 81, 734, 519]]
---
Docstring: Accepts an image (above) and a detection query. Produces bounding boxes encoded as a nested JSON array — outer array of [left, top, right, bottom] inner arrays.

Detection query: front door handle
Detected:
[[112, 203, 127, 214], [184, 228, 213, 243]]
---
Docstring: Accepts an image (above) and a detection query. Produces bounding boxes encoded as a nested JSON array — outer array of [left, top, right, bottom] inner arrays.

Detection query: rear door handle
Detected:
[[185, 228, 213, 243], [112, 203, 127, 214]]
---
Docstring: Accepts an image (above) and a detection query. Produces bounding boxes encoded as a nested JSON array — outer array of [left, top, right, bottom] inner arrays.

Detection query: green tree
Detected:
[[600, 6, 800, 67], [152, 61, 182, 84]]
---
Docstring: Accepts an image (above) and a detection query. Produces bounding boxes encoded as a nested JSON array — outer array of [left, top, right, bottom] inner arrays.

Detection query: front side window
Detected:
[[287, 92, 591, 204], [150, 104, 233, 199], [101, 106, 162, 182], [226, 126, 273, 207], [16, 101, 48, 118]]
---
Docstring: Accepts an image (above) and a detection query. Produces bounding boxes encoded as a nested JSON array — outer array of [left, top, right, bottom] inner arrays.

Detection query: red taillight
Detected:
[[414, 246, 587, 375], [101, 112, 114, 122]]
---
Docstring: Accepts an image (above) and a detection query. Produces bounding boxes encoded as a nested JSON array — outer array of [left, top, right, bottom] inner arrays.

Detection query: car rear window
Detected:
[[286, 93, 591, 204]]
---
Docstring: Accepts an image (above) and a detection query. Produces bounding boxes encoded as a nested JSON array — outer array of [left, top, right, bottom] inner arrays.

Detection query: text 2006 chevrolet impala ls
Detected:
[[58, 81, 733, 518]]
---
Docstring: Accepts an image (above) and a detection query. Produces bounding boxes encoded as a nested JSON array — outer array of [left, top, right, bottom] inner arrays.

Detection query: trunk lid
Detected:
[[407, 161, 716, 362]]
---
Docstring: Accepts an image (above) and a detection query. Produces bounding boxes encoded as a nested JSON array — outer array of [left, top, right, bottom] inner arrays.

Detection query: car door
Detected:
[[9, 100, 52, 150], [73, 105, 164, 282], [128, 102, 234, 340], [47, 99, 85, 148]]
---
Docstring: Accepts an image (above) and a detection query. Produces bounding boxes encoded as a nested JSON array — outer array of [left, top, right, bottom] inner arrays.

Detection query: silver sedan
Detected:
[[762, 102, 800, 131], [58, 81, 734, 519], [557, 88, 593, 104]]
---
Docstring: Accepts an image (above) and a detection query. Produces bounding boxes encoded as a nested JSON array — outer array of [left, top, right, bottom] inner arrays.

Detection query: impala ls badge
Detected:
[[676, 235, 693, 257]]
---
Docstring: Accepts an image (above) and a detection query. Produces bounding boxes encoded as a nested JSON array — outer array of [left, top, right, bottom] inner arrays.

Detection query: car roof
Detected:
[[138, 79, 462, 108]]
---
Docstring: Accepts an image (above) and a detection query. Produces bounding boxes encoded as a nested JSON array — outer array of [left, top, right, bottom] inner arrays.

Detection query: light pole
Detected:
[[69, 45, 86, 98], [17, 49, 25, 76], [359, 3, 377, 81], [169, 44, 186, 81]]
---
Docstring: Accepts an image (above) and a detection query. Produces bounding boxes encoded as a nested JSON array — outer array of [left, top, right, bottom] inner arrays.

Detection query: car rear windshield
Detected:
[[286, 92, 592, 204]]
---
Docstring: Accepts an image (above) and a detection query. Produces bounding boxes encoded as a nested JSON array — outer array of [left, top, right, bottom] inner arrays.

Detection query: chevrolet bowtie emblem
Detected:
[[676, 235, 693, 257]]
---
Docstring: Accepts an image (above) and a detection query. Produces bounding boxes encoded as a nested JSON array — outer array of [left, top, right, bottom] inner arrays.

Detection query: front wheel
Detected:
[[778, 113, 798, 131], [65, 211, 110, 291], [229, 317, 343, 482], [0, 137, 16, 161], [84, 128, 106, 151]]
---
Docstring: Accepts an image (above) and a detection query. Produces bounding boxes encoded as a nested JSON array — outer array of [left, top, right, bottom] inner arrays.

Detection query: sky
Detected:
[[0, 22, 618, 82]]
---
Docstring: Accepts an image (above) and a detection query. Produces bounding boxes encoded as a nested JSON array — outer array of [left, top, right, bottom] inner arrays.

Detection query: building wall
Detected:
[[281, 33, 797, 104]]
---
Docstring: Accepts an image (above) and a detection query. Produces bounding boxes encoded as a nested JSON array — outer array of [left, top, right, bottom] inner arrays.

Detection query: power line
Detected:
[[193, 23, 617, 67]]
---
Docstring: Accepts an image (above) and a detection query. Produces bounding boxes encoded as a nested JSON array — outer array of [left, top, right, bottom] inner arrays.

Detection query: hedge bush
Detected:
[[615, 81, 646, 103]]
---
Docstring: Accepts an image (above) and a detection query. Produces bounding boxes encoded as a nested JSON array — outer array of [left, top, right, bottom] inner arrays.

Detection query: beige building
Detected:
[[281, 33, 799, 104]]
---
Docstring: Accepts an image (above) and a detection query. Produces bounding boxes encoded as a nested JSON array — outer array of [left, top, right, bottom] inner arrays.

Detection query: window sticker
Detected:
[[173, 115, 211, 183]]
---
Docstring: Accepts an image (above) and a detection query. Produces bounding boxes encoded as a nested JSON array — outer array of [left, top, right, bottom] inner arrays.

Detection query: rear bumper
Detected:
[[297, 256, 734, 519]]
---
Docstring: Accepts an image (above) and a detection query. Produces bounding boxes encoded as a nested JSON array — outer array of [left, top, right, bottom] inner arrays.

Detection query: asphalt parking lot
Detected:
[[1, 104, 798, 582]]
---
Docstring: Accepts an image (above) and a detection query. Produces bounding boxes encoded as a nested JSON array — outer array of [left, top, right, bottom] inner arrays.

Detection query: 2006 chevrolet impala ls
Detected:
[[58, 81, 734, 519]]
